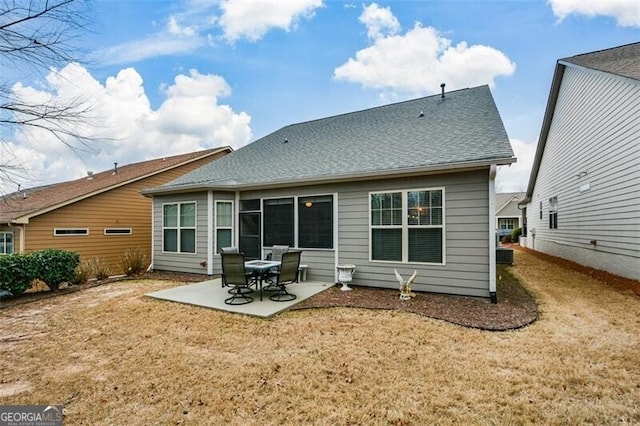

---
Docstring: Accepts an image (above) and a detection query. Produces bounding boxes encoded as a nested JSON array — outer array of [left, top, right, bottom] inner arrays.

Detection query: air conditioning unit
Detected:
[[496, 247, 514, 264]]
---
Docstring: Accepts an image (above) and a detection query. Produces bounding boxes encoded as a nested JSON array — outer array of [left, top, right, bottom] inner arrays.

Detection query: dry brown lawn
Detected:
[[1, 249, 638, 425]]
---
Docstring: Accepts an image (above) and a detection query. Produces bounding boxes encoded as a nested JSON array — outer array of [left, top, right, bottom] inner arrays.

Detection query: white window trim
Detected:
[[214, 200, 234, 254], [54, 228, 89, 236], [161, 201, 197, 254], [368, 187, 446, 265], [104, 228, 133, 235], [0, 231, 14, 254]]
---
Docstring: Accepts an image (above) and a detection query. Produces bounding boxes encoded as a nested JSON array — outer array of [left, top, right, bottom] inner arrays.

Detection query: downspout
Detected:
[[334, 191, 339, 284], [207, 191, 214, 275], [147, 201, 155, 271], [489, 164, 497, 304]]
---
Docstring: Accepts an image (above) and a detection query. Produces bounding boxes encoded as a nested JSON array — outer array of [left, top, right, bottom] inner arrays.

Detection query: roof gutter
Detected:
[[141, 156, 517, 196]]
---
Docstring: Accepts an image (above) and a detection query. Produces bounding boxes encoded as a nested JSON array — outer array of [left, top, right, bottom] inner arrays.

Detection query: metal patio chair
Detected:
[[269, 251, 302, 302], [220, 252, 254, 305]]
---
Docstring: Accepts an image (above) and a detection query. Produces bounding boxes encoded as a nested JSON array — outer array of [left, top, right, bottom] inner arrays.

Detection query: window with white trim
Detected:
[[215, 201, 233, 254], [549, 196, 558, 229], [0, 232, 13, 254], [104, 228, 132, 235], [370, 189, 444, 264], [54, 228, 89, 236], [163, 202, 196, 253], [498, 218, 516, 230]]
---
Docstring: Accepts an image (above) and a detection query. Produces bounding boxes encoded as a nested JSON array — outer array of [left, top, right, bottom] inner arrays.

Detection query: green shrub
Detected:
[[120, 247, 148, 276], [0, 253, 37, 296], [511, 227, 523, 242], [32, 249, 80, 291]]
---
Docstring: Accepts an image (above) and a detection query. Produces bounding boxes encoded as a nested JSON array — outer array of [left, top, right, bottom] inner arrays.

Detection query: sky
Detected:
[[2, 0, 639, 193]]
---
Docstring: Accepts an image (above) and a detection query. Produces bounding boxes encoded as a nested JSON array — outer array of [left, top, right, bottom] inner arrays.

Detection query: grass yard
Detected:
[[1, 249, 638, 425]]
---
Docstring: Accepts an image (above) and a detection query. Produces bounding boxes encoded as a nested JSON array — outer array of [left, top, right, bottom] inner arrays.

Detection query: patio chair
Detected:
[[221, 252, 254, 305], [269, 251, 302, 302], [266, 245, 289, 262], [264, 245, 289, 289]]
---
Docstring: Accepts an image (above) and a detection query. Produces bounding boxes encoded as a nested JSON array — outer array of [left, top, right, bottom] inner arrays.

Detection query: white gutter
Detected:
[[489, 164, 497, 303]]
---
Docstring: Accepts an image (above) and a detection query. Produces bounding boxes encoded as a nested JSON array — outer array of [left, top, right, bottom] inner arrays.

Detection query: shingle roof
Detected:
[[496, 192, 525, 214], [151, 85, 514, 193], [561, 42, 640, 81], [0, 147, 231, 222]]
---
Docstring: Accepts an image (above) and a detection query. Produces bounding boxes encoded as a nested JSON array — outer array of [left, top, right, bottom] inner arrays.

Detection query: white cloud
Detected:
[[3, 64, 252, 191], [167, 16, 197, 37], [219, 0, 324, 42], [334, 5, 516, 96], [97, 34, 203, 66], [359, 3, 401, 40], [496, 139, 537, 193], [548, 0, 640, 27]]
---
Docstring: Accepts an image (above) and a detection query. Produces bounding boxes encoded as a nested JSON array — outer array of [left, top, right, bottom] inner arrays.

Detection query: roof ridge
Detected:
[[280, 85, 482, 129], [563, 41, 640, 61]]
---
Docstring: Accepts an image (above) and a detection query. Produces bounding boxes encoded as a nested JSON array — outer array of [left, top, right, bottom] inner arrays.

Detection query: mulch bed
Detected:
[[291, 265, 538, 331]]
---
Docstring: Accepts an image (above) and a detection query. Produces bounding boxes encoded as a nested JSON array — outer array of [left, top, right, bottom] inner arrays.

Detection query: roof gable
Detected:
[[562, 42, 640, 81], [0, 147, 231, 222], [525, 42, 640, 200], [156, 85, 513, 192]]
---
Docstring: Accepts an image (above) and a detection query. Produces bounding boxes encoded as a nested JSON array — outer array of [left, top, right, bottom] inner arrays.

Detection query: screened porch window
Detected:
[[298, 195, 333, 248], [215, 201, 233, 253], [163, 202, 196, 253], [263, 198, 294, 247], [371, 189, 444, 264]]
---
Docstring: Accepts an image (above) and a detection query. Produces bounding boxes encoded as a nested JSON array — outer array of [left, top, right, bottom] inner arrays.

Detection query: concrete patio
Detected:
[[146, 278, 334, 318]]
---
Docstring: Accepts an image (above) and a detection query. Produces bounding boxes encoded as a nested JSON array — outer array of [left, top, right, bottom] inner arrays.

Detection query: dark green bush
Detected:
[[0, 253, 37, 296], [511, 227, 523, 242], [32, 249, 80, 291]]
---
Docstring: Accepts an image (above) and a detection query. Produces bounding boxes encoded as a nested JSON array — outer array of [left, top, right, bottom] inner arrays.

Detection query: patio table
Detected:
[[244, 260, 281, 301]]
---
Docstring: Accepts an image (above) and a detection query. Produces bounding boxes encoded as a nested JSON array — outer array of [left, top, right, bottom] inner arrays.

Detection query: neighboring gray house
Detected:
[[143, 85, 515, 300], [495, 192, 525, 236], [520, 43, 640, 280]]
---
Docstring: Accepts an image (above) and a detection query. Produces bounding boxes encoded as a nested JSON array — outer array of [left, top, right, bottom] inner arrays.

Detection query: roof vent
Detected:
[[440, 83, 446, 99], [87, 171, 93, 180], [283, 138, 288, 144], [419, 111, 424, 118], [113, 162, 118, 175]]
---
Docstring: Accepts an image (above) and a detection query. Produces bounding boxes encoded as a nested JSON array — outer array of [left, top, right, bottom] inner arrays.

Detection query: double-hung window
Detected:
[[163, 202, 196, 253], [0, 232, 13, 254], [215, 201, 233, 253], [549, 196, 558, 229], [371, 189, 444, 264]]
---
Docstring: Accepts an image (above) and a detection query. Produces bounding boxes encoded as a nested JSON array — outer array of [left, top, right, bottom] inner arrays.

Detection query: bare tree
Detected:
[[0, 0, 95, 191]]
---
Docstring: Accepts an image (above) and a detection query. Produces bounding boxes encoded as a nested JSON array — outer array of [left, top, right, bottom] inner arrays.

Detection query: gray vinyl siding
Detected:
[[151, 169, 492, 296], [152, 192, 209, 274], [336, 170, 490, 297], [525, 65, 640, 279]]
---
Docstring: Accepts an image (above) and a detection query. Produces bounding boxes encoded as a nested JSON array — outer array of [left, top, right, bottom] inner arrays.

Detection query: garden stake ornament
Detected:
[[395, 269, 417, 301]]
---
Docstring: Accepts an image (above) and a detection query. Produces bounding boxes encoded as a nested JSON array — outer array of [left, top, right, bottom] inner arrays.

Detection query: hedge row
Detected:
[[0, 249, 80, 296]]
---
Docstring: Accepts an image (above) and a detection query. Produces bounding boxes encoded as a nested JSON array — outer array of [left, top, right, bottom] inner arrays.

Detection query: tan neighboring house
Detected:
[[0, 147, 232, 274]]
